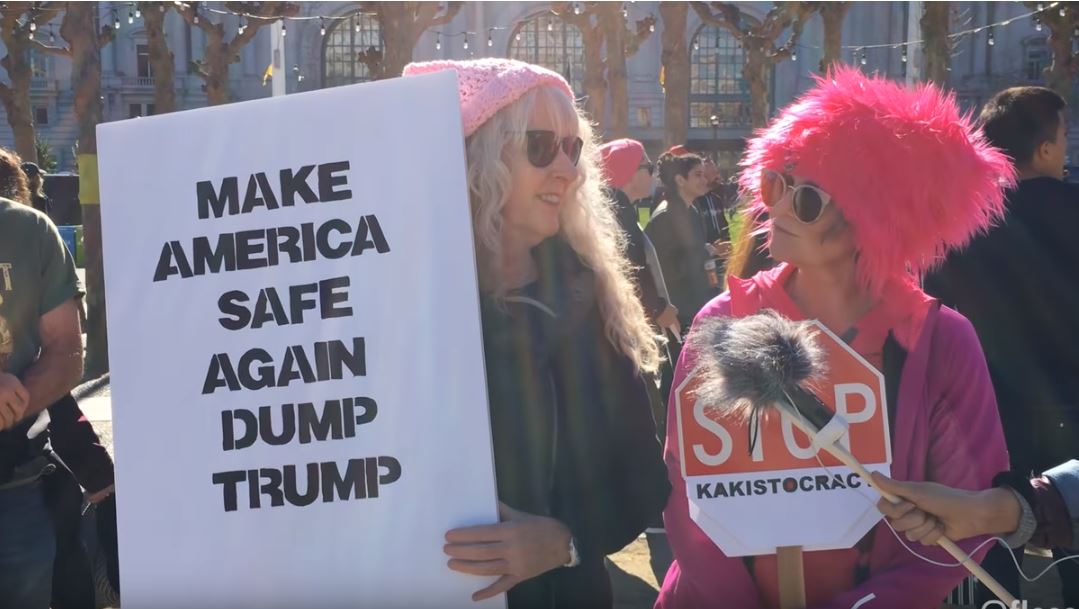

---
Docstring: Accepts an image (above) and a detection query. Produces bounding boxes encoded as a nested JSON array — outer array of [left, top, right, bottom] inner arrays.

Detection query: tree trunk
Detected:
[[744, 42, 771, 129], [580, 27, 607, 130], [142, 5, 176, 113], [600, 4, 630, 138], [921, 2, 950, 86], [660, 1, 688, 149], [63, 3, 108, 377], [378, 3, 413, 80], [819, 2, 849, 73], [203, 31, 231, 106]]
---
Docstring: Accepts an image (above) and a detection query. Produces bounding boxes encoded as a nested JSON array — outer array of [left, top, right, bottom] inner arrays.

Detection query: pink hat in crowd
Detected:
[[598, 139, 645, 190], [402, 58, 576, 137]]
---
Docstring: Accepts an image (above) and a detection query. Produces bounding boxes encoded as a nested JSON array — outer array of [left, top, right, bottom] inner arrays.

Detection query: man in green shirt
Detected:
[[0, 147, 85, 609]]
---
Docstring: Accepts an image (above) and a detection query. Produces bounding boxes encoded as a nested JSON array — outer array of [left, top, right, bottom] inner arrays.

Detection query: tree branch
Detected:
[[26, 37, 72, 58], [427, 1, 463, 28], [690, 2, 746, 41], [97, 24, 116, 49], [625, 15, 655, 57]]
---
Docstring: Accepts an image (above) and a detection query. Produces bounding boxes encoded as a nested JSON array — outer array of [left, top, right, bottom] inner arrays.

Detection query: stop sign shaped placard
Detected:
[[674, 320, 892, 557]]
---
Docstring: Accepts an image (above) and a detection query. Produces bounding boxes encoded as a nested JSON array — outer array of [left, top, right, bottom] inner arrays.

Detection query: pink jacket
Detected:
[[657, 265, 1009, 609]]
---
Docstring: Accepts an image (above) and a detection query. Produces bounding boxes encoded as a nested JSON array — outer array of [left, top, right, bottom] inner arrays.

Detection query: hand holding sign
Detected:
[[445, 502, 572, 601]]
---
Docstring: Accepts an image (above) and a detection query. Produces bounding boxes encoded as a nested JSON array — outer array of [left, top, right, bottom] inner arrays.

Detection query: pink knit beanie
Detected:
[[402, 58, 576, 137], [598, 139, 645, 190]]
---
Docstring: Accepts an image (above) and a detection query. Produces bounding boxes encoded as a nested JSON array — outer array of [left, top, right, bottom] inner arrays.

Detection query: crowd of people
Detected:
[[0, 55, 1076, 609]]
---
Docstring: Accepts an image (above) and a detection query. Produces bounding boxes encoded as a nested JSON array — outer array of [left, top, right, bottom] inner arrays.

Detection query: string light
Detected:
[[860, 49, 867, 65], [159, 4, 165, 12], [281, 21, 286, 36], [622, 6, 628, 19], [354, 22, 360, 33], [114, 15, 120, 29], [193, 10, 199, 25], [1035, 16, 1043, 32], [573, 3, 581, 15], [1061, 7, 1067, 17], [128, 11, 134, 24], [49, 29, 55, 43], [547, 20, 553, 32], [649, 20, 655, 33], [238, 18, 245, 35], [319, 18, 325, 36], [29, 20, 36, 31], [901, 47, 908, 63], [436, 33, 441, 50], [693, 37, 699, 51], [791, 49, 797, 61], [515, 32, 521, 42], [487, 29, 493, 47], [987, 30, 994, 46], [135, 7, 141, 18], [463, 34, 469, 50]]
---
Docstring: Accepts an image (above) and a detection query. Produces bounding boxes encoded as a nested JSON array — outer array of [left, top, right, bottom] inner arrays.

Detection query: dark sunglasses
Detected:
[[760, 169, 832, 224], [639, 162, 654, 176], [526, 130, 584, 168]]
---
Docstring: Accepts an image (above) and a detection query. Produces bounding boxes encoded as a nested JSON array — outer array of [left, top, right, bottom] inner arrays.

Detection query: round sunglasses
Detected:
[[760, 169, 833, 224], [526, 130, 584, 168]]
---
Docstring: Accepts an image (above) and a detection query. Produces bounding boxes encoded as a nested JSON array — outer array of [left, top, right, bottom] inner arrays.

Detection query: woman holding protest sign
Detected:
[[657, 68, 1014, 609], [402, 59, 670, 609]]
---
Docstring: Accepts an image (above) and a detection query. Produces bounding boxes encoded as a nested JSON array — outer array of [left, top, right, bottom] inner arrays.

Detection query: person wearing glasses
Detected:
[[645, 151, 716, 331], [658, 68, 1013, 609], [402, 59, 670, 609]]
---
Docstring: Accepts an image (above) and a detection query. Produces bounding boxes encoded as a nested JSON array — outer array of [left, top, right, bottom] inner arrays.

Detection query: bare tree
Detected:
[[177, 1, 299, 105], [551, 3, 607, 128], [0, 2, 63, 162], [354, 2, 463, 80], [816, 2, 850, 72], [599, 5, 654, 138], [57, 3, 116, 377], [691, 2, 815, 129], [659, 1, 689, 148], [139, 2, 178, 113], [921, 2, 950, 86]]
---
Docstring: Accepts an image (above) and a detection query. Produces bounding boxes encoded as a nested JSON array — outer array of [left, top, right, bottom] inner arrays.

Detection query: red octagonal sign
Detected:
[[674, 320, 892, 557]]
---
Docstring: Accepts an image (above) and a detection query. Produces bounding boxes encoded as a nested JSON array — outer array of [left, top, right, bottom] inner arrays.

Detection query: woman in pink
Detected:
[[658, 68, 1015, 609]]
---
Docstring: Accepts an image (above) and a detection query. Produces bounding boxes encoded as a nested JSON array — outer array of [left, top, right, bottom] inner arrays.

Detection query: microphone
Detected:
[[684, 310, 1017, 606]]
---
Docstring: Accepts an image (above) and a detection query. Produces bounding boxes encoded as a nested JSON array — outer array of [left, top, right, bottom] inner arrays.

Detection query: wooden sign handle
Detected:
[[777, 545, 806, 609], [784, 411, 1019, 606]]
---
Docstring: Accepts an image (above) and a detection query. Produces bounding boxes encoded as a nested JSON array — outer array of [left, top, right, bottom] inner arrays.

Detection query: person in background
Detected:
[[597, 138, 679, 335], [645, 152, 715, 330], [924, 86, 1079, 605], [402, 59, 670, 609], [20, 162, 51, 216]]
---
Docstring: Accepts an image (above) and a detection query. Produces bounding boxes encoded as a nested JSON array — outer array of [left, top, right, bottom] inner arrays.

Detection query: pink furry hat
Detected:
[[402, 58, 576, 137], [738, 67, 1016, 293]]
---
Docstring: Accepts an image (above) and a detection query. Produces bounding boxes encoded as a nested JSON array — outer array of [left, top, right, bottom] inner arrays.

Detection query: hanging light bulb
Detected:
[[159, 4, 165, 12], [463, 34, 469, 50], [1035, 16, 1043, 31], [622, 6, 628, 18], [860, 49, 867, 65], [791, 49, 797, 61], [988, 30, 995, 46], [436, 33, 441, 50], [693, 37, 699, 51], [193, 11, 199, 25], [128, 11, 134, 24], [487, 30, 493, 47], [1073, 26, 1079, 37], [515, 31, 521, 42], [135, 7, 141, 18], [114, 15, 121, 29], [1061, 7, 1067, 17], [901, 47, 908, 63], [573, 3, 581, 15], [320, 19, 326, 36], [238, 18, 245, 35], [547, 20, 553, 32], [281, 21, 286, 36], [1037, 2, 1045, 10], [649, 20, 655, 33], [49, 29, 55, 43], [29, 20, 36, 31]]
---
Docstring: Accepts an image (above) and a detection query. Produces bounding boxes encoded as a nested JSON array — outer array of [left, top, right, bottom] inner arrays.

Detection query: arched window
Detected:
[[689, 24, 756, 128], [508, 13, 584, 95], [322, 12, 382, 88]]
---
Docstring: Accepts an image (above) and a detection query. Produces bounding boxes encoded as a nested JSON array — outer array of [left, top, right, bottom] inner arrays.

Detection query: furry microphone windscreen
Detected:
[[685, 310, 827, 422]]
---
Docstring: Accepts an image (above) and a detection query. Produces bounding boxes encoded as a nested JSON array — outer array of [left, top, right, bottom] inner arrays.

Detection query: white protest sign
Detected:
[[674, 321, 892, 556], [98, 71, 503, 609]]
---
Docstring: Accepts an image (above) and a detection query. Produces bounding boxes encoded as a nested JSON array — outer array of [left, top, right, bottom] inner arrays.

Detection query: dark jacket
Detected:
[[608, 187, 667, 321], [925, 177, 1079, 474], [480, 238, 671, 609], [644, 196, 715, 328]]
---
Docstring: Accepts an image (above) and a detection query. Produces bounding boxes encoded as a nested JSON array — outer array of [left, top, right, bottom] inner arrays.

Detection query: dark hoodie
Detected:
[[925, 177, 1079, 474]]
